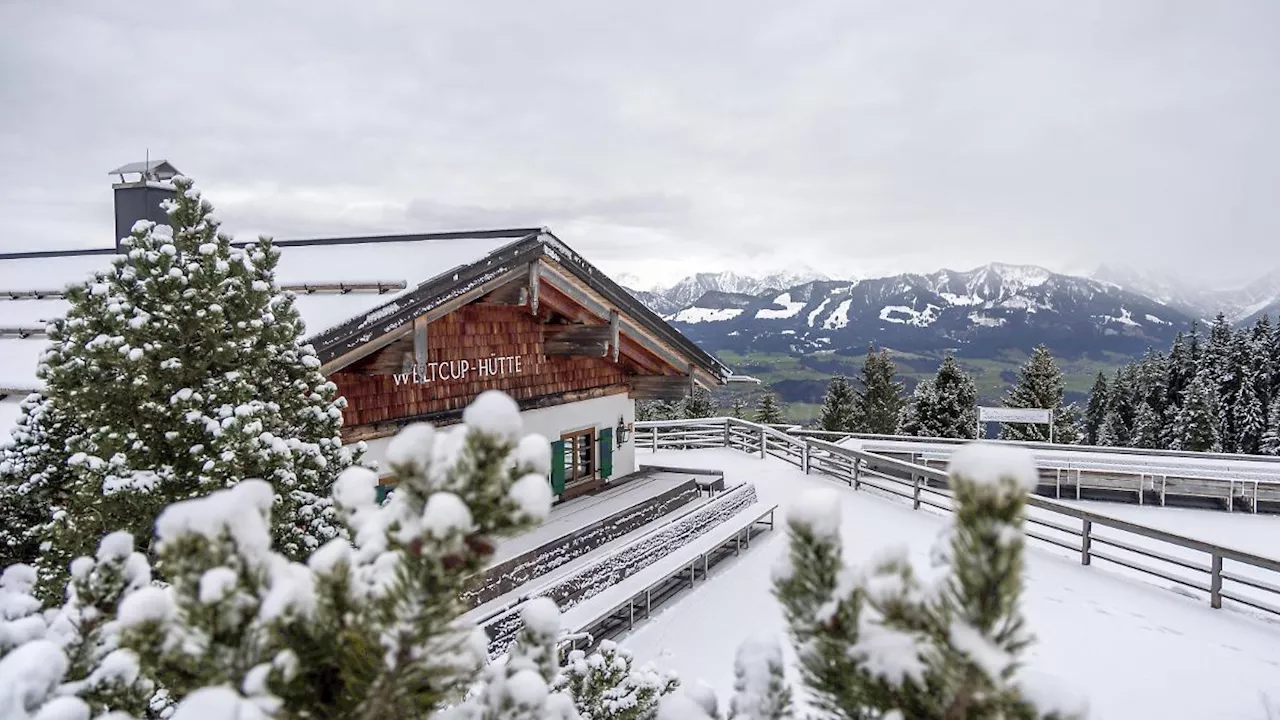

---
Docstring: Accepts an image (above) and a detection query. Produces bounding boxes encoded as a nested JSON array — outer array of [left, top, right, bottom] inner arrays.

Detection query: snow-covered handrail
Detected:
[[637, 417, 1280, 617]]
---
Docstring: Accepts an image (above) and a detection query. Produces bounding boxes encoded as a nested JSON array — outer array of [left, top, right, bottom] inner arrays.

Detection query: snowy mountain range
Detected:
[[1091, 263, 1280, 325], [623, 263, 1201, 360]]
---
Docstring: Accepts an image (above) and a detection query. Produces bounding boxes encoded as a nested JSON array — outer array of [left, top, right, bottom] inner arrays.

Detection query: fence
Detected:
[[636, 417, 1280, 619]]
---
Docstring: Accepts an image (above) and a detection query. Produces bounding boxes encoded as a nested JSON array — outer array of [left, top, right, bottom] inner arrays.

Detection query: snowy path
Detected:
[[621, 448, 1280, 720]]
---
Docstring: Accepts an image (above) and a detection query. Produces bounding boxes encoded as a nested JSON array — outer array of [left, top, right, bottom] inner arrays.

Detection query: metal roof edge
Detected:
[[259, 227, 545, 248], [0, 247, 119, 261]]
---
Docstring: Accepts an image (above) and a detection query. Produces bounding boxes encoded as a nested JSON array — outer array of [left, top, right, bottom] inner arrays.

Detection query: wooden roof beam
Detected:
[[537, 262, 721, 388]]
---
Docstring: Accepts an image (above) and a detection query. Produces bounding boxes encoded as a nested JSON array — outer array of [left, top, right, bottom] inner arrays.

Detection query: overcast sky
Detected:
[[2, 1, 1278, 289]]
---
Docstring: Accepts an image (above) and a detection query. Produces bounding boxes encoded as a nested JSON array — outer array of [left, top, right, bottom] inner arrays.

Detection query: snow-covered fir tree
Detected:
[[8, 177, 362, 598], [1097, 367, 1136, 447], [1169, 369, 1220, 452], [1082, 373, 1109, 446], [754, 393, 784, 425], [1163, 332, 1192, 417], [636, 401, 681, 422], [555, 640, 679, 720], [761, 445, 1083, 720], [1263, 394, 1280, 456], [899, 356, 978, 439], [729, 397, 748, 420], [1203, 314, 1240, 452], [0, 393, 80, 570], [727, 636, 792, 720], [1234, 370, 1267, 455], [853, 346, 905, 435], [0, 391, 571, 719], [999, 345, 1067, 443], [818, 375, 858, 433], [1131, 402, 1164, 449], [682, 387, 717, 420]]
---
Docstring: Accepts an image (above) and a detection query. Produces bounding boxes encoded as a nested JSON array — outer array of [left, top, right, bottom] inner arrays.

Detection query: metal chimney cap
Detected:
[[108, 159, 181, 182]]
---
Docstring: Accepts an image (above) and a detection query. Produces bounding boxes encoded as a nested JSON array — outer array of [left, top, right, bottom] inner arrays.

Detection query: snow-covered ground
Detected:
[[620, 448, 1280, 720]]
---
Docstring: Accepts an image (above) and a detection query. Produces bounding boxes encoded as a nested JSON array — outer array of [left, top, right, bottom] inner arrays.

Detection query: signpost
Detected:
[[977, 406, 1055, 442]]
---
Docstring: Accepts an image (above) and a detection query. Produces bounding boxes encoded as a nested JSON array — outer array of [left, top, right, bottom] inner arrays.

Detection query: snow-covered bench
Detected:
[[557, 501, 779, 645], [479, 483, 762, 656]]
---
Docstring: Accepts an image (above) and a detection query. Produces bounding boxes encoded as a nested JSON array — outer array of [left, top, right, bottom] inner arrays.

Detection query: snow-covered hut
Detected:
[[0, 162, 730, 501]]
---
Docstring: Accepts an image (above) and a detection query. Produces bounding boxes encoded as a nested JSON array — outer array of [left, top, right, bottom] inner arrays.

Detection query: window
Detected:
[[561, 428, 596, 485]]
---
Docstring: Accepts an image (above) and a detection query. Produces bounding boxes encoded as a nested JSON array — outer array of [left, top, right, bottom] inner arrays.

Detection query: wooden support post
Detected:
[[803, 443, 810, 474], [609, 310, 620, 362], [1210, 554, 1223, 609], [759, 426, 767, 458], [528, 261, 541, 315], [912, 475, 921, 510], [724, 420, 731, 449], [1080, 519, 1092, 566]]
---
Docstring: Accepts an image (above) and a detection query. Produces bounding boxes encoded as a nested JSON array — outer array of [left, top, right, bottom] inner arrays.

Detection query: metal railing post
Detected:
[[1210, 554, 1223, 609], [1080, 519, 1092, 566]]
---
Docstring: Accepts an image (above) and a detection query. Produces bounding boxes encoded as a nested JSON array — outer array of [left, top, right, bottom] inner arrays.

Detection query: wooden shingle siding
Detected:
[[332, 304, 630, 429]]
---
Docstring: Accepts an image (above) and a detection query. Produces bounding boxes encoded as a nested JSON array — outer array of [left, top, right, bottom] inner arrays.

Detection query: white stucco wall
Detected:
[[356, 391, 637, 482]]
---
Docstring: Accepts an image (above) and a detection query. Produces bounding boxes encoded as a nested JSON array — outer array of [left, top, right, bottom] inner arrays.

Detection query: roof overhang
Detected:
[[311, 231, 730, 388]]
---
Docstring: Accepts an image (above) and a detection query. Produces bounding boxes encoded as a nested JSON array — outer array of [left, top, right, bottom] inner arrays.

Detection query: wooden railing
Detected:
[[636, 417, 1280, 618]]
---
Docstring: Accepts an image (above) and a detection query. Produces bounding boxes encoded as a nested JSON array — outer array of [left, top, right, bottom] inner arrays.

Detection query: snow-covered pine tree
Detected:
[[1164, 332, 1192, 418], [999, 345, 1067, 443], [1263, 394, 1280, 456], [1249, 316, 1274, 402], [727, 636, 792, 720], [0, 391, 571, 719], [897, 378, 934, 437], [853, 346, 905, 435], [818, 375, 858, 433], [1082, 372, 1109, 446], [683, 387, 717, 419], [730, 397, 748, 420], [1270, 317, 1280, 400], [555, 639, 679, 720], [1202, 313, 1240, 453], [24, 177, 361, 598], [1233, 373, 1267, 455], [637, 400, 681, 422], [1098, 367, 1136, 447], [1170, 368, 1220, 452], [754, 392, 784, 425], [0, 393, 80, 569], [1136, 350, 1169, 415], [1131, 402, 1164, 449], [906, 356, 979, 439], [770, 446, 1084, 719]]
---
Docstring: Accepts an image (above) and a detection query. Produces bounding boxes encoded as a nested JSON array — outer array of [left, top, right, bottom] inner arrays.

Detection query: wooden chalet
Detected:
[[0, 163, 734, 500]]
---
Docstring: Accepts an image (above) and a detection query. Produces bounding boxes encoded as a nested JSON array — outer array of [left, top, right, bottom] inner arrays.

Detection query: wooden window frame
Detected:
[[560, 426, 597, 485]]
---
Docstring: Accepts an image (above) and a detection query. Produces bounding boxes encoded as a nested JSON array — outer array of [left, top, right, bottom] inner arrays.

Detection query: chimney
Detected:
[[108, 159, 182, 250]]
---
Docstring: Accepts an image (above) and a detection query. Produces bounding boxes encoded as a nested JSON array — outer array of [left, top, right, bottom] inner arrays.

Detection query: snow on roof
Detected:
[[0, 394, 25, 447], [0, 338, 48, 391], [0, 233, 530, 392]]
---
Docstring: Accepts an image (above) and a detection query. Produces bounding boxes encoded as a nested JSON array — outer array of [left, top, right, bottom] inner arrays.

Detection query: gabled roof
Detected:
[[308, 230, 730, 387], [0, 227, 730, 396]]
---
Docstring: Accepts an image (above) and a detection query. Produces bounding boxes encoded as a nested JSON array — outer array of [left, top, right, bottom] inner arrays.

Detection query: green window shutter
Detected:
[[598, 427, 613, 479], [550, 440, 566, 495], [375, 484, 392, 504]]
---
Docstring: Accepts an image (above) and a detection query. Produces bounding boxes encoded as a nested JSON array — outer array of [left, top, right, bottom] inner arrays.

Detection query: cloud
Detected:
[[2, 0, 1279, 289]]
